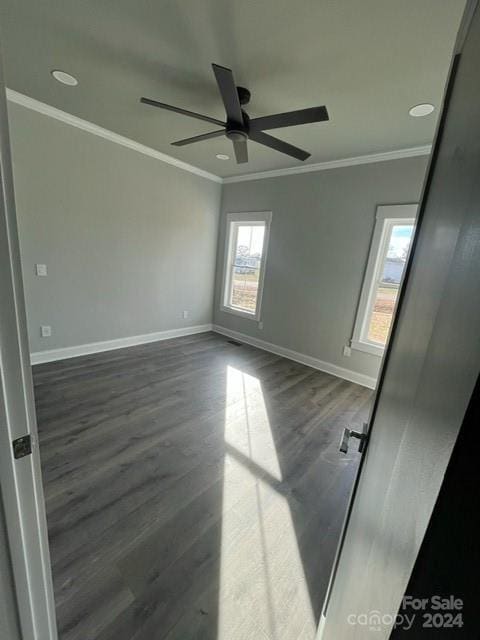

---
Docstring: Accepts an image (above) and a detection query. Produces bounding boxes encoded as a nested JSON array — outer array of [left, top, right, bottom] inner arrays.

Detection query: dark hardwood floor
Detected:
[[33, 331, 372, 640]]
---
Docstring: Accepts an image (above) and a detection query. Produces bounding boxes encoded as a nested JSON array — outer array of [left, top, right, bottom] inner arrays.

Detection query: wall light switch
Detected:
[[182, 310, 189, 319], [41, 325, 52, 338], [258, 321, 264, 330], [343, 345, 352, 357], [35, 264, 47, 276]]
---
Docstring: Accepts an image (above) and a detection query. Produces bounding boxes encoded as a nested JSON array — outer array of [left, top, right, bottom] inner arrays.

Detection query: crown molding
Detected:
[[222, 145, 432, 183], [6, 89, 222, 183], [6, 89, 431, 185]]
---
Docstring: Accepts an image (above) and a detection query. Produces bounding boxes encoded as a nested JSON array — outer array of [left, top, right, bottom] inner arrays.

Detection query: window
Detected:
[[351, 204, 417, 356], [221, 212, 272, 320]]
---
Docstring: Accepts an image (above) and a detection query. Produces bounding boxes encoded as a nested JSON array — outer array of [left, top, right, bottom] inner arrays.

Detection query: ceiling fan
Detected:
[[140, 63, 329, 164]]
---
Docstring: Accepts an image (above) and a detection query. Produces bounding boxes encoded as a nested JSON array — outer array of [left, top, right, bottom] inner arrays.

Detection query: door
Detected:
[[0, 494, 21, 640], [320, 3, 480, 638], [0, 42, 57, 639]]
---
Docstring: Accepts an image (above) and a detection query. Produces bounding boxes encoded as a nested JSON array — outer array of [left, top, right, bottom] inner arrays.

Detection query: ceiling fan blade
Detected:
[[233, 139, 248, 164], [171, 129, 226, 146], [249, 106, 329, 131], [140, 97, 225, 127], [212, 64, 244, 125], [249, 130, 310, 161]]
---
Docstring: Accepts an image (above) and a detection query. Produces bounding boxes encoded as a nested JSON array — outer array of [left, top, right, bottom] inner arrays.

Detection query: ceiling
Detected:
[[0, 0, 466, 178]]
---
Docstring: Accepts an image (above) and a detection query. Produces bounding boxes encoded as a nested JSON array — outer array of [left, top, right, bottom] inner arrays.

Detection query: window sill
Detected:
[[351, 339, 385, 357], [220, 305, 260, 321]]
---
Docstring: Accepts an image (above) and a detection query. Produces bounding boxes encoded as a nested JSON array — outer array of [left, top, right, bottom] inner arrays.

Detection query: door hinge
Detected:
[[12, 434, 32, 459], [339, 423, 369, 454]]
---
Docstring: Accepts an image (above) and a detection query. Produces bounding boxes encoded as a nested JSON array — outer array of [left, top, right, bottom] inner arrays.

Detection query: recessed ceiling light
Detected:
[[409, 103, 434, 117], [51, 70, 78, 86], [216, 154, 230, 160]]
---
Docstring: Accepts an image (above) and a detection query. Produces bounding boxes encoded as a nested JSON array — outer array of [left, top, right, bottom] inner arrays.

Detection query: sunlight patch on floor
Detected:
[[223, 365, 282, 481], [217, 366, 317, 640]]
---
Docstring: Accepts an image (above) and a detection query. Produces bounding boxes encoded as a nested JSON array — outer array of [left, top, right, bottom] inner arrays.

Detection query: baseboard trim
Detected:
[[31, 323, 377, 387], [30, 324, 213, 365], [212, 325, 377, 389]]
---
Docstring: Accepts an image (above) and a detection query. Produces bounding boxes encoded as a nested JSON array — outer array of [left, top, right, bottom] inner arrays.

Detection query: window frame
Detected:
[[220, 211, 272, 321], [351, 204, 417, 356]]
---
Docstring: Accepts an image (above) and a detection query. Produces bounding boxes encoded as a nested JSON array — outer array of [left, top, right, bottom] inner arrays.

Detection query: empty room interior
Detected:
[[0, 1, 474, 640]]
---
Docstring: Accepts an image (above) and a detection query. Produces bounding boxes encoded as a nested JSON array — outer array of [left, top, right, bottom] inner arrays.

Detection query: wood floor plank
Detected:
[[34, 332, 371, 640]]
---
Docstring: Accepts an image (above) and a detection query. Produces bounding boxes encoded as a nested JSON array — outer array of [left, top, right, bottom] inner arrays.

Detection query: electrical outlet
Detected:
[[41, 325, 52, 338], [343, 345, 352, 357], [35, 264, 47, 276], [182, 310, 189, 319]]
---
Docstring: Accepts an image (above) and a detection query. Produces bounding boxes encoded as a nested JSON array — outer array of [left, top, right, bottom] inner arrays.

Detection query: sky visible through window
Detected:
[[387, 225, 414, 260], [368, 224, 414, 344], [236, 225, 265, 257]]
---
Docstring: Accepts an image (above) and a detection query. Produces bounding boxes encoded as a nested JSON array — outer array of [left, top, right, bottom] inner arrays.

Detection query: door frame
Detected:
[[0, 43, 58, 640]]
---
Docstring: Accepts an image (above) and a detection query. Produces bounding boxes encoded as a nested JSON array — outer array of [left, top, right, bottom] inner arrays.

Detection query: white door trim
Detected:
[[0, 45, 57, 640]]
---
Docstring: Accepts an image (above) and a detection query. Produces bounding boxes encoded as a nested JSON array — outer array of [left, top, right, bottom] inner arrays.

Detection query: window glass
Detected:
[[222, 214, 271, 320], [367, 224, 413, 345], [230, 224, 265, 313]]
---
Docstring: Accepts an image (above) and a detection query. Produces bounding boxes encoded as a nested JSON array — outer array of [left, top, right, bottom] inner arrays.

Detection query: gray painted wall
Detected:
[[7, 100, 428, 381], [214, 156, 429, 381], [8, 103, 221, 354]]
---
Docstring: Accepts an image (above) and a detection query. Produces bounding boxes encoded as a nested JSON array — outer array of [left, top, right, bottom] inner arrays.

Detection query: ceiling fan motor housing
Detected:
[[226, 128, 248, 142], [226, 108, 250, 141], [237, 86, 251, 105]]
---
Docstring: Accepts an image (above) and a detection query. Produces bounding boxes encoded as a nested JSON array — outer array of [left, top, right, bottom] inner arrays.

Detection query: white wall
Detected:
[[8, 102, 221, 356]]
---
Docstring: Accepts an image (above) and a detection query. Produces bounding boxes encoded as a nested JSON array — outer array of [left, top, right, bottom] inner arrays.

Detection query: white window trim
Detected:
[[351, 204, 418, 357], [220, 211, 272, 321]]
